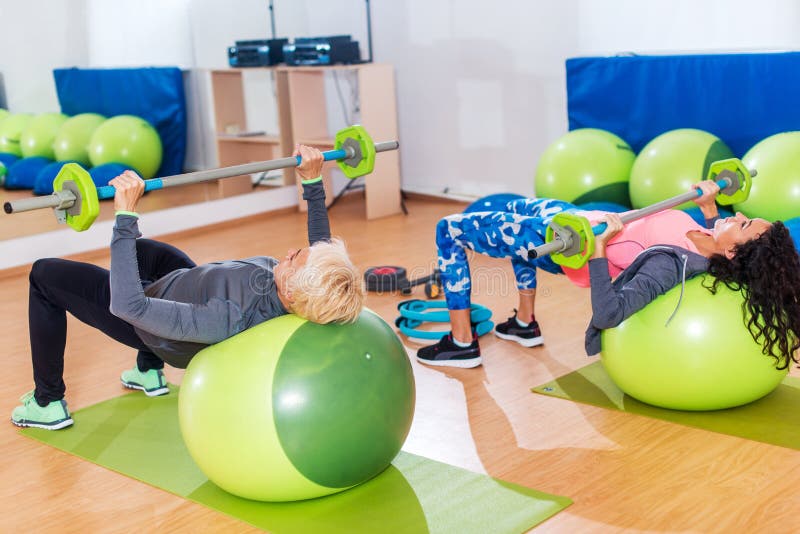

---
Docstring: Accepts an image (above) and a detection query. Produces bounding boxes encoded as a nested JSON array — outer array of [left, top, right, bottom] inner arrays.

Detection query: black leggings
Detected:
[[28, 239, 196, 405]]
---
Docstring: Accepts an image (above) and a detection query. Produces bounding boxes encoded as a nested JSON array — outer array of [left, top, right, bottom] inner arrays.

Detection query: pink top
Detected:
[[562, 209, 712, 287]]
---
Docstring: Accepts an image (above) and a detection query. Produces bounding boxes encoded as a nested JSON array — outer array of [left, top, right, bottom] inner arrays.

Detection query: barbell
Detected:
[[528, 158, 756, 269], [3, 125, 398, 232]]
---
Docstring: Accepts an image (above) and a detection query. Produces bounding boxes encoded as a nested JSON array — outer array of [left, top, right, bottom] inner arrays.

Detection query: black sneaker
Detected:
[[494, 310, 544, 347], [416, 333, 482, 368]]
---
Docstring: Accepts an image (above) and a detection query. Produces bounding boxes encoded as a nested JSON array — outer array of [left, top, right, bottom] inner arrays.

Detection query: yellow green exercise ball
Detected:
[[179, 309, 415, 501], [53, 113, 106, 166], [20, 112, 69, 159], [736, 131, 800, 221], [0, 113, 33, 156], [601, 277, 787, 411], [88, 115, 163, 179], [535, 128, 635, 207], [629, 129, 734, 211]]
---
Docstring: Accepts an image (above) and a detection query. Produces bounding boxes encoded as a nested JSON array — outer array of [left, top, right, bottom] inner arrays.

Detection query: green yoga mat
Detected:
[[533, 361, 800, 450], [21, 386, 571, 533]]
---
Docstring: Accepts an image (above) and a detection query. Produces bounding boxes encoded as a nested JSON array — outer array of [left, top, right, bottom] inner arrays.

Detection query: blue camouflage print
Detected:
[[435, 198, 577, 309]]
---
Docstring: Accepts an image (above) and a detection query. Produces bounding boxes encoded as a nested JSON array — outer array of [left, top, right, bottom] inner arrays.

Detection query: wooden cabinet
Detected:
[[210, 63, 402, 219]]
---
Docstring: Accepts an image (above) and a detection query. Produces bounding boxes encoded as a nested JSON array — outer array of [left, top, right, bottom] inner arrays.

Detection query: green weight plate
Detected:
[[335, 125, 376, 179], [546, 212, 595, 269], [53, 163, 99, 231], [707, 157, 751, 206]]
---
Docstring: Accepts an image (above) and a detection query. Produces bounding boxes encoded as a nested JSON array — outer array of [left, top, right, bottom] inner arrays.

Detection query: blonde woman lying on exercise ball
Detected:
[[12, 145, 365, 430]]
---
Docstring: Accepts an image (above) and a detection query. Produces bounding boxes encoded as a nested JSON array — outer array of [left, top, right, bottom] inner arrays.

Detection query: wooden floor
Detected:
[[2, 193, 799, 533]]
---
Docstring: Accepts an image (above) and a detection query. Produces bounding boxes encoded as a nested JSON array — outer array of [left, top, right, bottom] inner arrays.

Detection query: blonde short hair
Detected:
[[289, 238, 365, 324]]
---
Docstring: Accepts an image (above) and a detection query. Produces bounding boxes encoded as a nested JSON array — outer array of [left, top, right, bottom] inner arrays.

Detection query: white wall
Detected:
[[576, 0, 800, 54], [85, 0, 194, 67], [0, 0, 88, 112]]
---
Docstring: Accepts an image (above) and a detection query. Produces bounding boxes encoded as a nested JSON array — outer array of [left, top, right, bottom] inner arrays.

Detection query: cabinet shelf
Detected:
[[210, 63, 401, 218], [216, 135, 281, 145], [295, 137, 335, 147]]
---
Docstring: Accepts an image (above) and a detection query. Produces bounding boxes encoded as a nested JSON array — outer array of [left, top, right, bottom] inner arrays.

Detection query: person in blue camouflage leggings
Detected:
[[415, 198, 576, 368], [435, 198, 572, 310]]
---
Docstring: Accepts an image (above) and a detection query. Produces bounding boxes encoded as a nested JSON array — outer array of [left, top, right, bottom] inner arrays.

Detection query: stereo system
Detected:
[[227, 38, 288, 68], [228, 0, 373, 68], [228, 35, 361, 68]]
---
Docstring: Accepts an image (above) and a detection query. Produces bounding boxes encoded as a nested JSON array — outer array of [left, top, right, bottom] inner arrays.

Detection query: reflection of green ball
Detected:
[[735, 132, 800, 220], [629, 129, 733, 210], [179, 309, 415, 502], [535, 128, 635, 207], [20, 113, 68, 159], [0, 113, 33, 157], [88, 115, 163, 178], [53, 113, 106, 166], [601, 277, 787, 411]]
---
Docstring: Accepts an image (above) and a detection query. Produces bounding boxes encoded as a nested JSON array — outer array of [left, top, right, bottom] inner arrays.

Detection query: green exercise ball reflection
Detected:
[[88, 115, 163, 178], [601, 277, 786, 411], [0, 113, 33, 156], [20, 112, 68, 159], [179, 309, 415, 501], [53, 113, 106, 166]]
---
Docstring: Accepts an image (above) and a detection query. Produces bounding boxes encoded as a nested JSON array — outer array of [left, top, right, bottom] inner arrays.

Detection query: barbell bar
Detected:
[[528, 158, 756, 269], [4, 125, 399, 232]]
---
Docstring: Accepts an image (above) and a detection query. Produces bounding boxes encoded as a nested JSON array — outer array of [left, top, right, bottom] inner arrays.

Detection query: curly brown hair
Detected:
[[705, 221, 800, 370]]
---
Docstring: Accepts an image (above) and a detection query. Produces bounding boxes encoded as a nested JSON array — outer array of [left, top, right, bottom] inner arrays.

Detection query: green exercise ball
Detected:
[[20, 113, 68, 159], [53, 113, 106, 166], [535, 128, 635, 207], [0, 109, 8, 123], [179, 309, 415, 502], [629, 129, 734, 211], [0, 113, 33, 157], [601, 277, 787, 411], [88, 115, 163, 178], [735, 131, 800, 221]]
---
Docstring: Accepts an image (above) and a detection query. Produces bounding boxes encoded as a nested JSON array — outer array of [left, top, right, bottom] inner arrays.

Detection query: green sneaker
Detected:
[[120, 367, 169, 397], [11, 390, 74, 430]]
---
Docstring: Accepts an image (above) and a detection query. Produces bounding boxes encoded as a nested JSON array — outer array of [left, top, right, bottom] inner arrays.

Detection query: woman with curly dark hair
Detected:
[[417, 178, 800, 371], [585, 206, 800, 370], [705, 222, 800, 369]]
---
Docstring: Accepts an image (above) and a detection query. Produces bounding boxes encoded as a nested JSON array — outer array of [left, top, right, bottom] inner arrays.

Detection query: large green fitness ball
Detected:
[[179, 309, 416, 502], [53, 113, 106, 166], [629, 129, 734, 211], [20, 113, 68, 159], [0, 113, 33, 157], [735, 131, 800, 221], [88, 115, 163, 178], [601, 277, 787, 411], [535, 128, 634, 207]]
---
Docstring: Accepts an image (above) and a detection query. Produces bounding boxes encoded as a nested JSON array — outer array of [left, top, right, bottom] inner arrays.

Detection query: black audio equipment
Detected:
[[283, 35, 361, 66], [228, 38, 288, 68]]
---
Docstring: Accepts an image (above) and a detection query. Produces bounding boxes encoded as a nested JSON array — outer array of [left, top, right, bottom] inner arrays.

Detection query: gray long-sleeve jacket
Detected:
[[584, 246, 709, 356], [109, 180, 330, 368], [583, 214, 721, 355]]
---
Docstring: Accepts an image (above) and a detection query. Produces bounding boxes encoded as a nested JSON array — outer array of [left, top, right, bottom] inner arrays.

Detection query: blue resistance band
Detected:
[[394, 299, 494, 341]]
